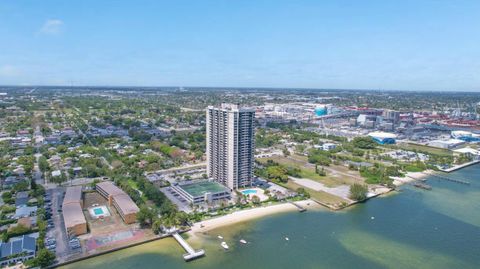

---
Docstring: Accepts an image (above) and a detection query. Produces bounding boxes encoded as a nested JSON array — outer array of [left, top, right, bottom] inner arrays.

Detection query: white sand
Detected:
[[190, 200, 316, 234], [392, 170, 432, 186]]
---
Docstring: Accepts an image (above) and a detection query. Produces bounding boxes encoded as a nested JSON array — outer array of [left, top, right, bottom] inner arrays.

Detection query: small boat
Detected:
[[239, 239, 247, 244], [371, 216, 375, 220], [217, 235, 223, 239], [221, 241, 229, 250], [285, 237, 289, 241]]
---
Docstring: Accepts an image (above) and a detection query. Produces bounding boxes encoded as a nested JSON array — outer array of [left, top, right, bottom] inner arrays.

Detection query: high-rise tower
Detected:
[[206, 103, 255, 190]]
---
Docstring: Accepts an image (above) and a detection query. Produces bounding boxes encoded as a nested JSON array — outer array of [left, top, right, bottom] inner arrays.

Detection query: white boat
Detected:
[[239, 239, 247, 244], [285, 237, 289, 241], [221, 241, 229, 250], [217, 235, 223, 239]]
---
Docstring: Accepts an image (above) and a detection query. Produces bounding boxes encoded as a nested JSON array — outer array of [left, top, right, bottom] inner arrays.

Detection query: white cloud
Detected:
[[0, 65, 21, 77], [39, 19, 64, 35]]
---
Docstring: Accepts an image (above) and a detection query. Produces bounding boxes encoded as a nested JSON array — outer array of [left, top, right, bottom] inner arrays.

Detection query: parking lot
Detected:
[[160, 187, 192, 212], [44, 187, 83, 263]]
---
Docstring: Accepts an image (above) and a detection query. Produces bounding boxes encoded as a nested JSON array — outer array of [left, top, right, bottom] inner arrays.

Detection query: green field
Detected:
[[283, 180, 347, 207], [258, 155, 364, 187], [394, 143, 452, 156]]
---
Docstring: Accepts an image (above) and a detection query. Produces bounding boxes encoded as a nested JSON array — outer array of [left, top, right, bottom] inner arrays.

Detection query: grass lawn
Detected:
[[283, 180, 347, 205], [394, 143, 452, 156], [127, 179, 139, 190], [127, 179, 148, 202]]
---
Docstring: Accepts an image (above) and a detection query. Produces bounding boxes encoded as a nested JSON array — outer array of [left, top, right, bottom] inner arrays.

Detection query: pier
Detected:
[[171, 232, 205, 261], [289, 201, 307, 212], [427, 173, 470, 185]]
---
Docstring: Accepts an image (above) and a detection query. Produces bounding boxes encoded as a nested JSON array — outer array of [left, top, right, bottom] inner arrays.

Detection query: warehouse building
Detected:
[[368, 131, 397, 144]]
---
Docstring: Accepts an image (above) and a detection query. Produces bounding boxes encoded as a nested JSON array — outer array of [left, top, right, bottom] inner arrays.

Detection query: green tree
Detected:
[[349, 183, 368, 201], [137, 206, 154, 227], [352, 137, 377, 149], [251, 195, 261, 204], [35, 248, 56, 267]]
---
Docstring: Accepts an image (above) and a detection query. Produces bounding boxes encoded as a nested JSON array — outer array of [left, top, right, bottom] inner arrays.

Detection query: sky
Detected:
[[0, 0, 479, 91]]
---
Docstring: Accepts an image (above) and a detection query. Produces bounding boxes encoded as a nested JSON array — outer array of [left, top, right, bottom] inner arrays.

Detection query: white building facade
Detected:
[[206, 104, 255, 190]]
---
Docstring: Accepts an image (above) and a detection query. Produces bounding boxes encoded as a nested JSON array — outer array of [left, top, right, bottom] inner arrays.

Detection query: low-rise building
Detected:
[[14, 206, 37, 219], [96, 182, 139, 224], [0, 234, 36, 267], [15, 192, 29, 207], [171, 180, 231, 205], [428, 139, 465, 149], [62, 186, 87, 236]]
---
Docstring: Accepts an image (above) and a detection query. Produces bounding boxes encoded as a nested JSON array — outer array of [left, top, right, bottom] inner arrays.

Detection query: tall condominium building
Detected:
[[206, 103, 255, 190]]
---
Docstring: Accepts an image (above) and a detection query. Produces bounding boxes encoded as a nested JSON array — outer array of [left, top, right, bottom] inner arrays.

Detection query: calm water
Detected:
[[62, 165, 480, 269]]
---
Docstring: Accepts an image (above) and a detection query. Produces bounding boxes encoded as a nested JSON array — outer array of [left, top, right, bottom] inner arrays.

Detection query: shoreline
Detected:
[[391, 170, 433, 186], [439, 160, 480, 173], [189, 200, 318, 235]]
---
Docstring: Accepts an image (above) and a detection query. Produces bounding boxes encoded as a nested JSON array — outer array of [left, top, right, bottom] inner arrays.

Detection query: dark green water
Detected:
[[62, 165, 480, 269]]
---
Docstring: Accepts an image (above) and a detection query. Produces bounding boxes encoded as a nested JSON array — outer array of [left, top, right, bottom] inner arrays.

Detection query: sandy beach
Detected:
[[189, 200, 317, 234], [392, 170, 433, 186]]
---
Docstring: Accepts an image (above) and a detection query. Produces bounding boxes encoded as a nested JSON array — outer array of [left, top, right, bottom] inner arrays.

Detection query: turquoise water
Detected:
[[93, 208, 104, 215], [241, 189, 257, 195], [62, 165, 480, 269]]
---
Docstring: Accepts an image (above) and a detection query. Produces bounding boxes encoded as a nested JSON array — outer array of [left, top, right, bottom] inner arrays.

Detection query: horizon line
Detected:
[[0, 84, 479, 93]]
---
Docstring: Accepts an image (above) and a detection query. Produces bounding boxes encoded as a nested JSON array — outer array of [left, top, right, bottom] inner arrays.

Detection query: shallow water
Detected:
[[62, 165, 480, 269]]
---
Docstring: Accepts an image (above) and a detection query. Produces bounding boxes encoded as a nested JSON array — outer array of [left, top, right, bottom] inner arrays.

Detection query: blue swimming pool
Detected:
[[242, 189, 257, 195], [93, 208, 104, 215]]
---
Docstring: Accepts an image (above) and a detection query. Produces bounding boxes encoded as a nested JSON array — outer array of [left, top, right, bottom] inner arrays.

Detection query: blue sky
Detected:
[[0, 0, 479, 91]]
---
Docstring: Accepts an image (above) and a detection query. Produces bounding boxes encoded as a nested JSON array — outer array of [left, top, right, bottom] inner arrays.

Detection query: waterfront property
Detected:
[[59, 164, 480, 269], [206, 103, 255, 190], [171, 180, 231, 205], [62, 186, 87, 236], [96, 182, 139, 224]]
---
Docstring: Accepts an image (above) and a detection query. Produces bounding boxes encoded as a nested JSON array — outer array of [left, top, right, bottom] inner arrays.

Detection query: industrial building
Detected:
[[62, 186, 87, 236], [206, 103, 255, 190], [451, 130, 480, 142], [171, 180, 231, 205], [96, 182, 139, 224], [368, 131, 397, 144], [428, 139, 465, 149]]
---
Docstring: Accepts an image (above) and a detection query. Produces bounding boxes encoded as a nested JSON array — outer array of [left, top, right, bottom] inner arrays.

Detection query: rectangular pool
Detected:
[[93, 208, 104, 215]]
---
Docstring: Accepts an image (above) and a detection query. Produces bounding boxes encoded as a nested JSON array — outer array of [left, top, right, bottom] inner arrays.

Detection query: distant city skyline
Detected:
[[1, 0, 479, 91]]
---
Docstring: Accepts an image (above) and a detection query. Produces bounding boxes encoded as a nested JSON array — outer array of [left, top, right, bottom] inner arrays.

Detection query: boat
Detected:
[[285, 237, 289, 241], [221, 241, 229, 250], [217, 235, 223, 239], [240, 239, 247, 244]]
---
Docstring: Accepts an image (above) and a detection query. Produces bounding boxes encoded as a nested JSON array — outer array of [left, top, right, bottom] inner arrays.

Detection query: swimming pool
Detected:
[[89, 205, 111, 219], [242, 189, 257, 195], [93, 208, 104, 215]]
